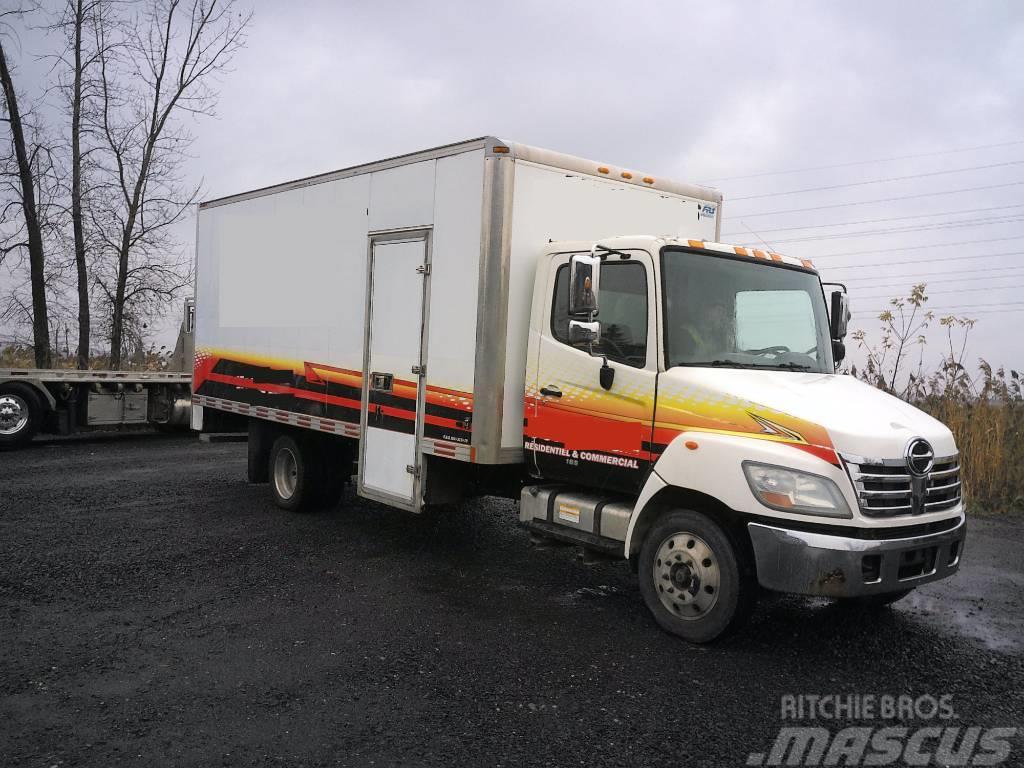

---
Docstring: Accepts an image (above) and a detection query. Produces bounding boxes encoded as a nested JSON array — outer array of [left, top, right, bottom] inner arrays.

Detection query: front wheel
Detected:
[[638, 509, 754, 643]]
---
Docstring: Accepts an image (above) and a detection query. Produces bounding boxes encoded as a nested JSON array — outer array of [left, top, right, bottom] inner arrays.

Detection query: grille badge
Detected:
[[905, 438, 935, 478]]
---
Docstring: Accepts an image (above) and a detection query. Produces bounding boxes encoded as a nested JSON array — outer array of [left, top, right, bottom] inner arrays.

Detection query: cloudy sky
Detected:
[[10, 0, 1024, 375]]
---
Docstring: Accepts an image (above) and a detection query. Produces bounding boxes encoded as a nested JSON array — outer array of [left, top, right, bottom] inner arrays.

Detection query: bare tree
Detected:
[[0, 8, 51, 368], [49, 0, 111, 369], [94, 0, 248, 368]]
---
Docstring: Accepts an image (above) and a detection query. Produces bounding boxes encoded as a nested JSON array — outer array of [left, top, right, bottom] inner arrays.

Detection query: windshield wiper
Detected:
[[679, 360, 758, 369], [676, 360, 814, 372]]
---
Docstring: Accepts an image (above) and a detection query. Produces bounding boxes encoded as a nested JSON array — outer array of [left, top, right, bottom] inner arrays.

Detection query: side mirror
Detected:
[[829, 290, 850, 340], [569, 253, 601, 317], [568, 319, 600, 347]]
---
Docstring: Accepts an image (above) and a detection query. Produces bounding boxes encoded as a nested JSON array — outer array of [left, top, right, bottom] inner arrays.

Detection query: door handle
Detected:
[[540, 385, 562, 398]]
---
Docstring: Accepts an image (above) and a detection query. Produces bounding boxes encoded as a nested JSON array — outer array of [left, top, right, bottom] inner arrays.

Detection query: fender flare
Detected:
[[0, 377, 56, 411], [623, 430, 853, 558]]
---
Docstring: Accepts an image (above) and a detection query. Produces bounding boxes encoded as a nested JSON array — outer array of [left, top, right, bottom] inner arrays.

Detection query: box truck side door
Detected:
[[358, 232, 430, 509], [526, 251, 657, 494]]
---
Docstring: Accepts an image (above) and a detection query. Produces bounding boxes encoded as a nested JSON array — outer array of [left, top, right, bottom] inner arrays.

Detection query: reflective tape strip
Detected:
[[422, 437, 473, 462], [192, 395, 359, 438]]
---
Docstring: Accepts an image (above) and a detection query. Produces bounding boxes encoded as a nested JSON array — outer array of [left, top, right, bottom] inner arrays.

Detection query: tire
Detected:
[[0, 383, 43, 449], [638, 509, 755, 644], [269, 435, 319, 512], [841, 588, 914, 609]]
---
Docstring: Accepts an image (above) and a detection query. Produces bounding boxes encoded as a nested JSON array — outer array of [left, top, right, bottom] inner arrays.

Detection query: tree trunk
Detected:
[[0, 38, 51, 369], [109, 234, 131, 370], [71, 0, 90, 370]]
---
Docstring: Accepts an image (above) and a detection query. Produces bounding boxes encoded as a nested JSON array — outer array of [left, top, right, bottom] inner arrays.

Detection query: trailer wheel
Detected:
[[0, 383, 42, 449], [269, 435, 318, 512], [638, 509, 754, 644]]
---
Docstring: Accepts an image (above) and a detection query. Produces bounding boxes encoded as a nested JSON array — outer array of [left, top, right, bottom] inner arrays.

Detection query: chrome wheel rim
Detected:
[[0, 394, 29, 436], [653, 532, 720, 619], [273, 447, 298, 500]]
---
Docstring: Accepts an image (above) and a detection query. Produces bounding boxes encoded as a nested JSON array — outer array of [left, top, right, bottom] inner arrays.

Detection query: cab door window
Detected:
[[551, 261, 648, 367]]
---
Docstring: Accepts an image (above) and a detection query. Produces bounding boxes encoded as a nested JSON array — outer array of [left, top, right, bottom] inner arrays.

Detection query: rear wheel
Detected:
[[638, 509, 754, 643], [270, 435, 317, 512], [0, 383, 42, 449]]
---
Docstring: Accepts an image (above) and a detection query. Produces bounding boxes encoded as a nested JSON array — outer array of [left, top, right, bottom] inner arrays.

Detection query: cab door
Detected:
[[525, 251, 657, 494]]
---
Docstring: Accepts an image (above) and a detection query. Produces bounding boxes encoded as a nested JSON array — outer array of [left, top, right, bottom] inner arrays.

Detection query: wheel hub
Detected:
[[273, 448, 299, 500], [670, 562, 696, 590], [653, 532, 721, 620], [0, 394, 28, 436]]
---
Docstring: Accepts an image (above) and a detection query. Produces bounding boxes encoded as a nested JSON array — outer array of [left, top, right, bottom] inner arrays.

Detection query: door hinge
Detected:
[[416, 264, 430, 275], [406, 464, 420, 477], [411, 364, 426, 375]]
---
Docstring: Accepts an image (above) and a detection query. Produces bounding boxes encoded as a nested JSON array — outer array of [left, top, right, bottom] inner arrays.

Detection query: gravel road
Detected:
[[2, 435, 1021, 767]]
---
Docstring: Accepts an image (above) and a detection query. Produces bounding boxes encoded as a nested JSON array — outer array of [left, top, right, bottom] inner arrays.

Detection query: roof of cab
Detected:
[[548, 235, 816, 272]]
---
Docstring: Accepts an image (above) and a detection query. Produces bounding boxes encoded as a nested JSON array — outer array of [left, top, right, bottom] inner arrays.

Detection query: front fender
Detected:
[[623, 432, 856, 557]]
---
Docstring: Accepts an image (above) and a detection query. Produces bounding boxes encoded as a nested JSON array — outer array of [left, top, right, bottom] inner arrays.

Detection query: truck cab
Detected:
[[520, 235, 965, 643]]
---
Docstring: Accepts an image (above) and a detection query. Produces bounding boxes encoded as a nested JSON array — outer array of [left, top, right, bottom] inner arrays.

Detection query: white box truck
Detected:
[[193, 137, 965, 642]]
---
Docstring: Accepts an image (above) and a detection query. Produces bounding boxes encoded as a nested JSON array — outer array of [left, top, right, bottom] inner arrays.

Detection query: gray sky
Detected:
[[9, 0, 1024, 375]]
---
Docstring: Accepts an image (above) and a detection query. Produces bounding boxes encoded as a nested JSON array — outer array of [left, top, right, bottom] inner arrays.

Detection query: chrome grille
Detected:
[[845, 454, 962, 517]]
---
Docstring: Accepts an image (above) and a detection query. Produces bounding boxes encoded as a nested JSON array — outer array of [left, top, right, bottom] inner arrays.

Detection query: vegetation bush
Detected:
[[850, 284, 1022, 513]]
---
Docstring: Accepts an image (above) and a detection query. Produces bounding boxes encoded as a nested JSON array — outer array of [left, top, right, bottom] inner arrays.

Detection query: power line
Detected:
[[701, 139, 1024, 184], [840, 265, 1024, 284], [812, 234, 1024, 260], [851, 307, 1024, 317], [728, 180, 1024, 218], [729, 160, 1024, 202], [736, 214, 1024, 247], [820, 249, 1024, 271], [853, 300, 1024, 313], [855, 284, 1023, 300], [720, 203, 1024, 238]]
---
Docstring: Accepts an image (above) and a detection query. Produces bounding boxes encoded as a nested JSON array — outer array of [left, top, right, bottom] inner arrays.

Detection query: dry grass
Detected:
[[913, 372, 1024, 512]]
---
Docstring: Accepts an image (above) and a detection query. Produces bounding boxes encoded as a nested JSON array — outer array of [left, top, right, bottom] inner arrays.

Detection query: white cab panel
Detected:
[[501, 162, 718, 447]]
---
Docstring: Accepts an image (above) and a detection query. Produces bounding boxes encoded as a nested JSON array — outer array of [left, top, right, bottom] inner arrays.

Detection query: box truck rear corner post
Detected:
[[193, 137, 966, 643]]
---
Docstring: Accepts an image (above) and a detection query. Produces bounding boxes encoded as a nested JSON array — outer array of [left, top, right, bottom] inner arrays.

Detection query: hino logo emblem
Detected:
[[905, 438, 934, 478]]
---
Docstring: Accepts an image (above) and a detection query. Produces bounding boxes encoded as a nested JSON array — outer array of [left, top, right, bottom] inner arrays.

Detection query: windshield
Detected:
[[661, 248, 834, 373]]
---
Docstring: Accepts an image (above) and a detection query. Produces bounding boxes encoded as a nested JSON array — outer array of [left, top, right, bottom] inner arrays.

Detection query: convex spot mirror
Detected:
[[568, 319, 601, 347], [569, 253, 601, 317]]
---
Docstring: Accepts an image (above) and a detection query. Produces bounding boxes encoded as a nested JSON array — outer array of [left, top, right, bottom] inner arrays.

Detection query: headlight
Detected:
[[742, 461, 852, 518]]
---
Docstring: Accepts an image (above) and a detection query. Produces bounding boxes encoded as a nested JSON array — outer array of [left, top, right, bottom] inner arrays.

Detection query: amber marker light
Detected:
[[597, 166, 610, 174], [685, 441, 699, 450]]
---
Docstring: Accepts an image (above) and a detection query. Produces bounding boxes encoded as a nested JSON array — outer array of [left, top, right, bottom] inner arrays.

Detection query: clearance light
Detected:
[[684, 440, 699, 450], [492, 145, 510, 154], [597, 166, 610, 174], [742, 462, 852, 518], [621, 171, 633, 179], [642, 177, 654, 184]]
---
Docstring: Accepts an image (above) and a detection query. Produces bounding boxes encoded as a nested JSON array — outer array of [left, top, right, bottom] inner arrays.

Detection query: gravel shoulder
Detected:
[[1, 435, 1021, 767]]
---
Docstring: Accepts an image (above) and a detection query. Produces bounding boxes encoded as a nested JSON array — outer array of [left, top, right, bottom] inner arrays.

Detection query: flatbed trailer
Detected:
[[0, 367, 193, 448]]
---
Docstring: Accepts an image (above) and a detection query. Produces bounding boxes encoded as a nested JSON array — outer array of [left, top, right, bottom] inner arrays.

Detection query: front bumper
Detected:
[[747, 516, 965, 598]]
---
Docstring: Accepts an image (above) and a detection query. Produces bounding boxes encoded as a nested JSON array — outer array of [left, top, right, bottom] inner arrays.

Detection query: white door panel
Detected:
[[359, 237, 428, 505]]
